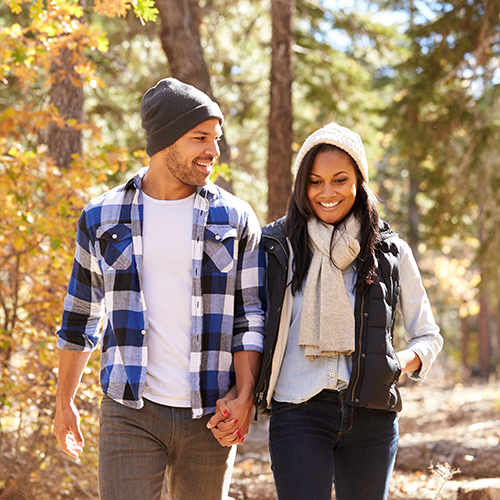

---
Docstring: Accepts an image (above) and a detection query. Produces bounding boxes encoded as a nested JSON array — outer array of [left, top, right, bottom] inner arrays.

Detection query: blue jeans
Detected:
[[269, 390, 399, 500], [98, 396, 236, 500]]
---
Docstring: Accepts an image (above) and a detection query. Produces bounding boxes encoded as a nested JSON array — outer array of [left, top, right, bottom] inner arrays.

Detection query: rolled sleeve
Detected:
[[232, 209, 266, 354], [56, 210, 105, 352]]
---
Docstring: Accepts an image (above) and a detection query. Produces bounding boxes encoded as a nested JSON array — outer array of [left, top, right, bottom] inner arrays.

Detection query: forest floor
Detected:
[[228, 378, 500, 500]]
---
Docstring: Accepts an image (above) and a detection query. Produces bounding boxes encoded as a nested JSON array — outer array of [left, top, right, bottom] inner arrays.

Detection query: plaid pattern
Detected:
[[57, 168, 266, 418]]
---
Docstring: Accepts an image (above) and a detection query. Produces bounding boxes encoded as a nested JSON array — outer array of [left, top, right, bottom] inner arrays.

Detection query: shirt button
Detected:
[[364, 312, 368, 317], [215, 235, 221, 240], [112, 234, 118, 239], [141, 361, 146, 367], [328, 372, 335, 378], [141, 329, 147, 335]]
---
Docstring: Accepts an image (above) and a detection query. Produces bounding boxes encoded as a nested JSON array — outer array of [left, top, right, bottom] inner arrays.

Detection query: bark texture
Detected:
[[155, 0, 232, 192], [267, 0, 294, 222], [46, 47, 84, 170]]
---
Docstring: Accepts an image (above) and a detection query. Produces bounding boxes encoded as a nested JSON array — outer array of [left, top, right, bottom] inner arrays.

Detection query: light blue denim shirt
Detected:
[[273, 266, 355, 402], [273, 239, 442, 404]]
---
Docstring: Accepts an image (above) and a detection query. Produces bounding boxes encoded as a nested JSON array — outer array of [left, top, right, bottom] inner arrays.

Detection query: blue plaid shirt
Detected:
[[57, 168, 266, 418]]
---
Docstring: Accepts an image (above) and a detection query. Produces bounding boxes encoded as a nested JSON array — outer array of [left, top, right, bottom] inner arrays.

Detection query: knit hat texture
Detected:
[[140, 78, 224, 157], [294, 122, 369, 182]]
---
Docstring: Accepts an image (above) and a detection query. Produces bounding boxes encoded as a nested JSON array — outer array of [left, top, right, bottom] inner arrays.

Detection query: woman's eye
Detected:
[[309, 180, 321, 185], [336, 178, 348, 184]]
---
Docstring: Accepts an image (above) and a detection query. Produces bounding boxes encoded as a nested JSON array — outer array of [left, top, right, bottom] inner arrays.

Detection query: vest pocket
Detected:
[[97, 223, 133, 271]]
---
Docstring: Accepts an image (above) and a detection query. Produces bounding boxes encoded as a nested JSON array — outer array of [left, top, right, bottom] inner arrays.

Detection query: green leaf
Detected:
[[132, 0, 158, 23]]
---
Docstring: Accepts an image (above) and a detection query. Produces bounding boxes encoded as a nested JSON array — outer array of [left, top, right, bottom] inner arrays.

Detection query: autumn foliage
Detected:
[[1, 0, 500, 497], [0, 0, 157, 496]]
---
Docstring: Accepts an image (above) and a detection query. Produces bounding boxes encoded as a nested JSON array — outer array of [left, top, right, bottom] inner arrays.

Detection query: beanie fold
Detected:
[[294, 122, 369, 182]]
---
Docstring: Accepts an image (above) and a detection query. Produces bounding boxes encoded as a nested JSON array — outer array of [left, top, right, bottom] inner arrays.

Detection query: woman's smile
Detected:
[[307, 149, 358, 225]]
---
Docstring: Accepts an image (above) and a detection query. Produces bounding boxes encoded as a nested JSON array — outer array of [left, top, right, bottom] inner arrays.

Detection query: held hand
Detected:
[[207, 389, 254, 447], [207, 392, 244, 447], [207, 391, 235, 431], [53, 400, 84, 458], [207, 351, 261, 447]]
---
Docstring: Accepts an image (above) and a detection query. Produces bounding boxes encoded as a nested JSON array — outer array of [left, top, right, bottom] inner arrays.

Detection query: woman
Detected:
[[254, 122, 443, 500]]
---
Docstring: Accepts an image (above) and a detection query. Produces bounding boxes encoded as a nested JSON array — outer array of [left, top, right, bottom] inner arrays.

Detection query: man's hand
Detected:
[[53, 400, 84, 458], [207, 388, 255, 447], [207, 351, 262, 447], [53, 349, 91, 458]]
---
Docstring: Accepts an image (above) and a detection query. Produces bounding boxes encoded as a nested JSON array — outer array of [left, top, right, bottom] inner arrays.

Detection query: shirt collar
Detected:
[[197, 181, 220, 200], [125, 167, 147, 191]]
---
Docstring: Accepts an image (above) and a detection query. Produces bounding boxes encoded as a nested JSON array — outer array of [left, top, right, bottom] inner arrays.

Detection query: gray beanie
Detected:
[[140, 78, 224, 157], [294, 122, 369, 182]]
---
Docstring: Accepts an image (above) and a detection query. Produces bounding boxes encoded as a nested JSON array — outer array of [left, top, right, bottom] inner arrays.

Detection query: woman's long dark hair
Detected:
[[285, 144, 380, 295]]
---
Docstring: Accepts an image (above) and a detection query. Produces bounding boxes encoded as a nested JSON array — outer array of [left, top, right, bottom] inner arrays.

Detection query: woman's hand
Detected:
[[396, 349, 422, 373], [207, 387, 253, 447]]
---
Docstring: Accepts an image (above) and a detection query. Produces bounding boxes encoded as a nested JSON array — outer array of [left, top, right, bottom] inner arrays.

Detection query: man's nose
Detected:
[[206, 139, 220, 157]]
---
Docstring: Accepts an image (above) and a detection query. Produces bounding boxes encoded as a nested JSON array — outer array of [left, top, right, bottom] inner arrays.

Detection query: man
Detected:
[[53, 78, 266, 500]]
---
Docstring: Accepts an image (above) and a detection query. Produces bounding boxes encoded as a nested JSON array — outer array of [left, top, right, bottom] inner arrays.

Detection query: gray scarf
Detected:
[[298, 215, 361, 359]]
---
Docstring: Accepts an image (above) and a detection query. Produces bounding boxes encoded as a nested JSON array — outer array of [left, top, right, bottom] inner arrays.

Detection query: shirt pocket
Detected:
[[203, 225, 237, 274], [96, 223, 133, 271]]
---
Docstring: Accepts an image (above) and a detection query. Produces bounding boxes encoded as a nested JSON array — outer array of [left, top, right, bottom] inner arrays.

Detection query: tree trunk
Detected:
[[405, 4, 420, 262], [460, 313, 469, 378], [155, 0, 232, 192], [477, 207, 490, 378], [478, 278, 490, 379], [496, 302, 500, 368], [267, 0, 294, 223], [46, 47, 84, 170], [408, 172, 420, 261]]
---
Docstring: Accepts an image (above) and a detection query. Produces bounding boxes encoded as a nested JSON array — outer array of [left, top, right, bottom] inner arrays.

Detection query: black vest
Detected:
[[255, 218, 403, 414]]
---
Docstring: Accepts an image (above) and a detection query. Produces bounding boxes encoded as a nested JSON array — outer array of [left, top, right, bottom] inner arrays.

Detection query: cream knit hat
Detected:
[[294, 122, 369, 182]]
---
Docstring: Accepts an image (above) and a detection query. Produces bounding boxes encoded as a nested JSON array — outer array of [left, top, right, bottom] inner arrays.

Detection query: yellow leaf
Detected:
[[9, 23, 23, 37], [97, 34, 109, 53]]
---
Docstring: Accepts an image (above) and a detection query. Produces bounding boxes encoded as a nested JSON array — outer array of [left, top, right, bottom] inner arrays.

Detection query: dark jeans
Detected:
[[98, 396, 236, 500], [269, 390, 399, 500]]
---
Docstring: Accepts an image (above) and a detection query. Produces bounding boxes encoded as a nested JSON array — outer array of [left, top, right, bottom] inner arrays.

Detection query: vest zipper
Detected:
[[350, 294, 365, 404], [255, 232, 289, 413]]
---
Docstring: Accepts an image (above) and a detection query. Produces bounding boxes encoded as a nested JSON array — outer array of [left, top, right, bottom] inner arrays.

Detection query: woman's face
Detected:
[[307, 149, 358, 225]]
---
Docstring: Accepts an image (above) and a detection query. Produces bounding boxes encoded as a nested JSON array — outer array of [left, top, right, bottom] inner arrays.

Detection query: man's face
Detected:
[[163, 119, 222, 192]]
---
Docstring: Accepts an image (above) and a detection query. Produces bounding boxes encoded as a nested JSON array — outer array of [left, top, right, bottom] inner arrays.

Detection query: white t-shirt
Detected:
[[141, 191, 195, 407]]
